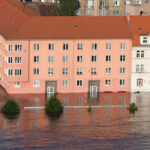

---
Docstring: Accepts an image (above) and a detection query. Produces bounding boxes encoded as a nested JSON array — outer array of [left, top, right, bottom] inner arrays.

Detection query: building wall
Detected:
[[79, 0, 148, 16], [1, 38, 132, 94], [131, 46, 150, 91]]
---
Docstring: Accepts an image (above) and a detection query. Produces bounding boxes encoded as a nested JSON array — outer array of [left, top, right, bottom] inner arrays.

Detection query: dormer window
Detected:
[[143, 37, 147, 43]]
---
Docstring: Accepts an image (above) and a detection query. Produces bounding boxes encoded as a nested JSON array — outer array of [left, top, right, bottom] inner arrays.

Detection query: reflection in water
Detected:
[[0, 91, 150, 149]]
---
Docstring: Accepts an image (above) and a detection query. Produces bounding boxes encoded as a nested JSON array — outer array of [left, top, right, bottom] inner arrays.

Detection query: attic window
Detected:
[[74, 25, 78, 28], [138, 27, 142, 31]]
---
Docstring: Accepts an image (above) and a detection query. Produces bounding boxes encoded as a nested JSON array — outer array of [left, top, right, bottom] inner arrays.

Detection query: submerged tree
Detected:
[[54, 0, 78, 16]]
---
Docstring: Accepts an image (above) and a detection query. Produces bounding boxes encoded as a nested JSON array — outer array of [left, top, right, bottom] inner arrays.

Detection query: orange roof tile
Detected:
[[1, 16, 131, 40], [130, 16, 150, 46]]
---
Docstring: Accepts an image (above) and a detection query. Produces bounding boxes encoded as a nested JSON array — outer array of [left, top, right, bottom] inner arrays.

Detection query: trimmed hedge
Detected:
[[1, 100, 20, 115]]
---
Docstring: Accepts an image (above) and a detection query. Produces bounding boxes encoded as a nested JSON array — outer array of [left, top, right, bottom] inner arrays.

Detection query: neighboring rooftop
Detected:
[[130, 16, 150, 46]]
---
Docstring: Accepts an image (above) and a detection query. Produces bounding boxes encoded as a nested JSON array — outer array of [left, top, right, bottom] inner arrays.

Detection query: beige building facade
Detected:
[[78, 0, 149, 16]]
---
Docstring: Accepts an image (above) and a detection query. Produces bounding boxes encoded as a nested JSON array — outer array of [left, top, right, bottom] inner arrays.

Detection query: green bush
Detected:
[[134, 91, 140, 94], [44, 96, 63, 115], [128, 103, 138, 113], [1, 100, 20, 115], [88, 106, 92, 112]]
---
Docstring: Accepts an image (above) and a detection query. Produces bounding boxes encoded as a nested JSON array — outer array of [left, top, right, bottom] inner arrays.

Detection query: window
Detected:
[[77, 80, 82, 87], [7, 57, 13, 64], [48, 68, 54, 75], [113, 10, 120, 15], [91, 56, 97, 62], [120, 55, 125, 62], [106, 43, 111, 50], [63, 56, 68, 63], [137, 50, 144, 58], [105, 79, 111, 86], [77, 56, 83, 62], [106, 55, 111, 62], [113, 0, 120, 6], [136, 64, 144, 73], [15, 57, 22, 64], [120, 67, 125, 74], [7, 69, 13, 76], [137, 78, 143, 87], [7, 44, 12, 52], [91, 67, 97, 74], [15, 69, 22, 76], [120, 79, 125, 86], [120, 43, 126, 50], [143, 37, 147, 43], [63, 80, 68, 87], [62, 68, 68, 75], [77, 68, 82, 75], [106, 67, 111, 74], [34, 44, 40, 51], [33, 80, 40, 88], [49, 44, 54, 50], [63, 43, 68, 50], [34, 68, 39, 75], [15, 44, 22, 52], [48, 56, 54, 63], [92, 43, 97, 50], [14, 82, 20, 88], [77, 43, 83, 50], [34, 56, 39, 63]]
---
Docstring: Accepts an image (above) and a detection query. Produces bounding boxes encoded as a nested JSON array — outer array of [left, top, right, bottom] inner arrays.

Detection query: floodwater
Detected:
[[0, 91, 150, 149]]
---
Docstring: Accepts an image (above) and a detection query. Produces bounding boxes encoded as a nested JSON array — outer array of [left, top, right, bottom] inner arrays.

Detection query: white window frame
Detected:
[[15, 57, 22, 64], [77, 56, 83, 62], [34, 56, 40, 63], [33, 80, 40, 88], [15, 44, 22, 52], [77, 67, 83, 75], [34, 68, 40, 75], [106, 43, 111, 50], [34, 44, 40, 51], [106, 67, 111, 74], [120, 79, 125, 86], [77, 43, 83, 50], [7, 69, 13, 76], [106, 55, 111, 62], [63, 56, 68, 63], [91, 67, 97, 75], [77, 80, 83, 87], [7, 44, 12, 52], [62, 68, 68, 75], [49, 44, 54, 50], [7, 57, 13, 64], [48, 68, 54, 75], [105, 79, 111, 86], [14, 82, 20, 88], [120, 43, 126, 50], [15, 69, 22, 76], [92, 43, 97, 50], [120, 67, 125, 74], [91, 55, 97, 62], [62, 80, 68, 87], [48, 56, 54, 63], [63, 43, 68, 50]]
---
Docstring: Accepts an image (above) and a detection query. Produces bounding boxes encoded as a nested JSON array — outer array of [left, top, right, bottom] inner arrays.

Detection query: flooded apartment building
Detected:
[[0, 0, 132, 94]]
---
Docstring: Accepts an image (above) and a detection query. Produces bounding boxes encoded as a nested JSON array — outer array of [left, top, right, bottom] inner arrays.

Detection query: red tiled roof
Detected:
[[1, 16, 131, 40], [130, 16, 150, 46]]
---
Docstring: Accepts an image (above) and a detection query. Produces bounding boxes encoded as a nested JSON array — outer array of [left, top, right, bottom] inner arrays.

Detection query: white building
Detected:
[[131, 33, 150, 91]]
